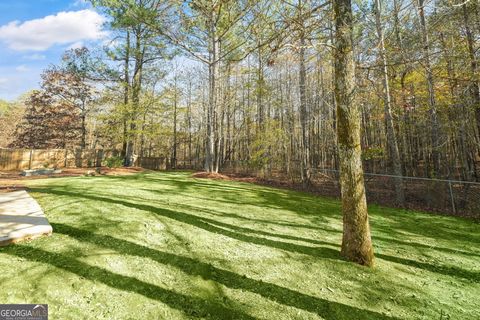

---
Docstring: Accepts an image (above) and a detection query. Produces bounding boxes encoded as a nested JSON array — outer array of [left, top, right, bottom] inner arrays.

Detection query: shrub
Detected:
[[105, 156, 123, 168]]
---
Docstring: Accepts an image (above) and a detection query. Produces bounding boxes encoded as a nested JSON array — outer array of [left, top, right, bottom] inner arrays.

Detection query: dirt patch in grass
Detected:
[[192, 172, 232, 180], [0, 167, 144, 190], [192, 171, 258, 183]]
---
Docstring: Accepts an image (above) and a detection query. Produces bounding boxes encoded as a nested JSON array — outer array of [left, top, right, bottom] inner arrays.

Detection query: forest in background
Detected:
[[1, 0, 479, 185]]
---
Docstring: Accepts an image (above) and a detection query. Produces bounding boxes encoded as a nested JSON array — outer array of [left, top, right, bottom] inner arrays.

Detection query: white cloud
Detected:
[[16, 65, 29, 72], [23, 53, 46, 60], [0, 78, 7, 85], [0, 10, 107, 51]]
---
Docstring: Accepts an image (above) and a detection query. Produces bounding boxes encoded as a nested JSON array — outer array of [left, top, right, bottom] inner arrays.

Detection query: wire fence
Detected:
[[314, 168, 479, 219], [217, 160, 480, 220]]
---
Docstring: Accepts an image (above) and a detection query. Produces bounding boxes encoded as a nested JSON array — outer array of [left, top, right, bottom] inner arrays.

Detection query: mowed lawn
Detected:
[[0, 172, 478, 319]]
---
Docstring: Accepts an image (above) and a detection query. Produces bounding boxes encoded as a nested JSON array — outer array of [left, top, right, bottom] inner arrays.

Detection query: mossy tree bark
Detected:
[[333, 0, 374, 267]]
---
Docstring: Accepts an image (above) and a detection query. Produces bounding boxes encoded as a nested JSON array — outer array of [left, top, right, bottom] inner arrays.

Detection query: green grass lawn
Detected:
[[0, 171, 478, 319]]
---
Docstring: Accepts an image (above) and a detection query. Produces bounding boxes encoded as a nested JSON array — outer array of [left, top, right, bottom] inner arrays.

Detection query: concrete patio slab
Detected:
[[0, 190, 52, 246]]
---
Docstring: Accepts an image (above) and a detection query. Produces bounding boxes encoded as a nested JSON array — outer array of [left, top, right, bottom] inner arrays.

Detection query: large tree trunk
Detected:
[[374, 0, 404, 205], [334, 0, 374, 267]]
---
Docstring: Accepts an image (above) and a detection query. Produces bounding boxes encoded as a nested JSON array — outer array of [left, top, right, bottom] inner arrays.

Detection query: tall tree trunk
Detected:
[[139, 109, 147, 158], [80, 109, 86, 150], [257, 46, 265, 133], [125, 31, 144, 167], [172, 79, 178, 170], [334, 0, 374, 266], [462, 3, 480, 143], [122, 31, 130, 160], [417, 0, 441, 175], [299, 31, 311, 186], [187, 79, 193, 166], [206, 14, 217, 173], [329, 16, 339, 171], [374, 0, 404, 205], [393, 0, 412, 175]]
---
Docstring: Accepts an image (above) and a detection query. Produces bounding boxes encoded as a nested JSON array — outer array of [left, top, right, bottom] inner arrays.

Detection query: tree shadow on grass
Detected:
[[140, 187, 340, 234], [46, 222, 398, 320], [104, 173, 479, 236], [123, 173, 335, 218], [30, 186, 480, 283], [161, 176, 480, 263], [30, 187, 341, 261], [375, 253, 479, 283], [2, 245, 256, 320], [370, 211, 480, 245], [140, 184, 337, 229], [131, 194, 338, 247], [195, 213, 335, 247], [372, 235, 480, 258]]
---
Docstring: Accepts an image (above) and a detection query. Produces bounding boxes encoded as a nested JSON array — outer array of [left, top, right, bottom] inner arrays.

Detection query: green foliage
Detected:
[[249, 120, 286, 170], [105, 156, 124, 168]]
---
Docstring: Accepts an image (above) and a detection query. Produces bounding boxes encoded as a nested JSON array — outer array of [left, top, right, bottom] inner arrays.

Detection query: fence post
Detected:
[[448, 181, 456, 214], [28, 149, 33, 170]]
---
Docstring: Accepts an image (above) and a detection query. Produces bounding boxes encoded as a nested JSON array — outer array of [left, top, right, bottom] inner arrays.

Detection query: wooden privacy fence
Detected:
[[0, 148, 118, 171]]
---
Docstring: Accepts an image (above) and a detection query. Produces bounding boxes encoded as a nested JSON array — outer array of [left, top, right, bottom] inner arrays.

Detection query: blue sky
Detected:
[[0, 0, 105, 101]]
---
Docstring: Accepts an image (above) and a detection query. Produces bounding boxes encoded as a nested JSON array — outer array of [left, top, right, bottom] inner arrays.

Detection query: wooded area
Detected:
[[1, 0, 480, 266], [2, 0, 478, 180]]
